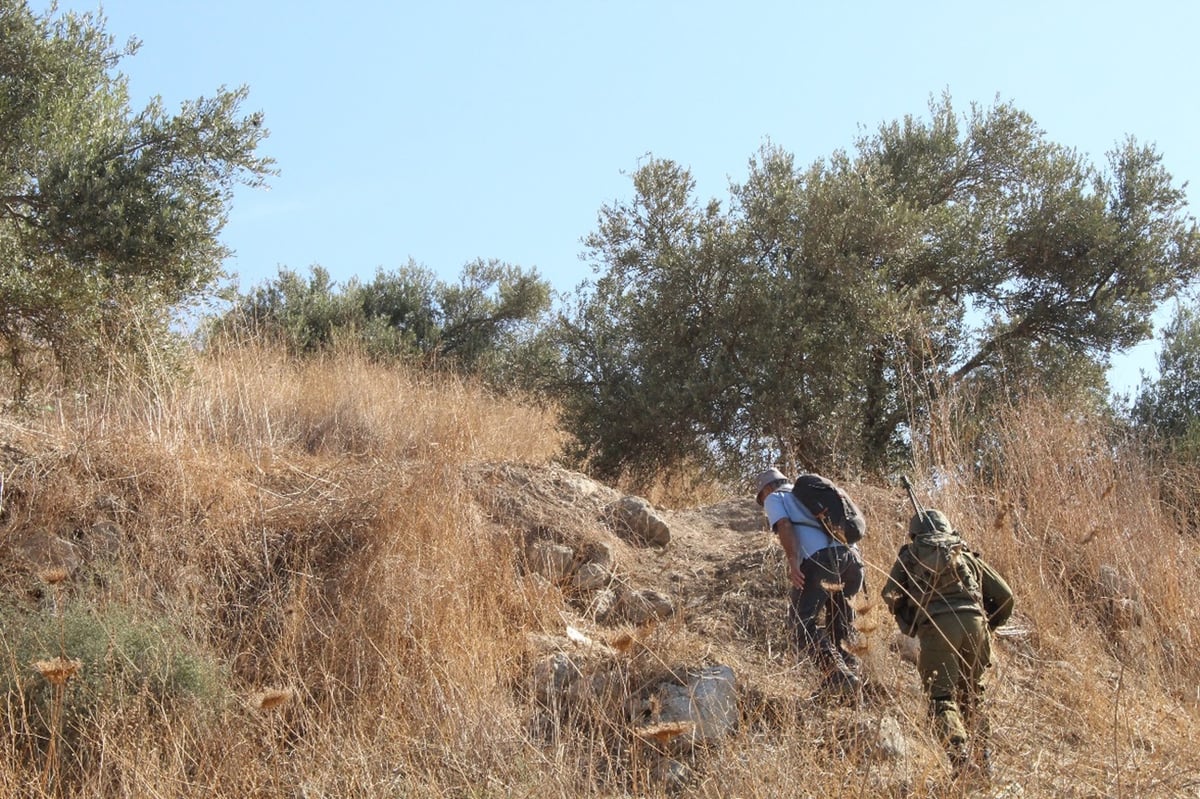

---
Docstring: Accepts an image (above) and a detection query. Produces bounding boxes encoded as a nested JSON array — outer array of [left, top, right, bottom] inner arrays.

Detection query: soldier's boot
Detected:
[[947, 740, 993, 784], [931, 698, 971, 773], [946, 738, 971, 777]]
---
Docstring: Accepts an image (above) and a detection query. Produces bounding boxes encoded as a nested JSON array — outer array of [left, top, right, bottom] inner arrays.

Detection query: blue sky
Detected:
[[33, 0, 1200, 394]]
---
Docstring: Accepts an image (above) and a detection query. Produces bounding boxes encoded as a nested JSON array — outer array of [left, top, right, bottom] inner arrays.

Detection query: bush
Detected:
[[0, 597, 228, 776]]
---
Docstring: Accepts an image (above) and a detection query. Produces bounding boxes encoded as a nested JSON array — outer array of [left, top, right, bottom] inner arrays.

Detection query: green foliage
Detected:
[[1132, 301, 1200, 455], [0, 1, 273, 397], [0, 598, 227, 767], [439, 258, 553, 373], [558, 96, 1199, 481], [220, 265, 361, 353], [357, 262, 441, 357], [555, 159, 747, 479], [212, 259, 554, 386]]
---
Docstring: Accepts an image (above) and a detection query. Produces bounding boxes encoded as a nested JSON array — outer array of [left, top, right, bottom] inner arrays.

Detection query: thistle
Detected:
[[251, 687, 294, 712], [33, 656, 82, 686], [34, 655, 81, 793]]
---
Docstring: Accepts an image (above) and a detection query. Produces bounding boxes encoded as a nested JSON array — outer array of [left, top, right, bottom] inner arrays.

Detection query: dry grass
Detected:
[[0, 346, 1196, 797], [901, 389, 1200, 797], [0, 345, 564, 796]]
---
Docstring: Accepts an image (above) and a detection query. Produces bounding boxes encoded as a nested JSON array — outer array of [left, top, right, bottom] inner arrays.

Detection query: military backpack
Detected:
[[895, 511, 984, 634]]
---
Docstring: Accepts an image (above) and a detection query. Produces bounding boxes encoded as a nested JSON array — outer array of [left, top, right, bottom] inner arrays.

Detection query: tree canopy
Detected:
[[1132, 300, 1200, 454], [0, 0, 273, 394], [556, 96, 1199, 481], [214, 259, 555, 386]]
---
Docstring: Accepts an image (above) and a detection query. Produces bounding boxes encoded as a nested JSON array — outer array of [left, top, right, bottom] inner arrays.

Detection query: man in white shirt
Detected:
[[754, 468, 864, 696]]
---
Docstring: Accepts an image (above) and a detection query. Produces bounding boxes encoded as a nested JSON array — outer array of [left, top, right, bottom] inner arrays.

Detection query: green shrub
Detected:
[[0, 598, 229, 769]]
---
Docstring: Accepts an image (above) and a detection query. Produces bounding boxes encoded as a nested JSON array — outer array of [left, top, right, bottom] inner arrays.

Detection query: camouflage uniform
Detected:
[[881, 510, 1014, 775]]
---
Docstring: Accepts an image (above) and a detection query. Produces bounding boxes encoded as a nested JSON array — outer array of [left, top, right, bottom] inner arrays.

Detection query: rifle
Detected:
[[898, 475, 987, 617], [900, 475, 933, 535]]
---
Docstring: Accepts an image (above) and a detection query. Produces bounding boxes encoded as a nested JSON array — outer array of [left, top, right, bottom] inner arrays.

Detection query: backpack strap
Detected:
[[776, 493, 838, 542]]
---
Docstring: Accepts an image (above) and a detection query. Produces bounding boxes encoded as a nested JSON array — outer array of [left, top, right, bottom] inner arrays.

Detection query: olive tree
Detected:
[[214, 259, 554, 388], [0, 1, 273, 395], [1133, 301, 1200, 452], [557, 96, 1199, 481]]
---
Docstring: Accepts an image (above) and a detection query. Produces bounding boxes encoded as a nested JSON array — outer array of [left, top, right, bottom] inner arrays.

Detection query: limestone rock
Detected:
[[524, 540, 576, 581], [1098, 563, 1144, 630], [82, 520, 122, 561], [590, 588, 623, 623], [623, 589, 675, 624], [11, 531, 80, 575], [875, 714, 913, 760], [653, 664, 738, 744], [572, 561, 612, 591], [610, 496, 671, 547], [530, 652, 576, 708]]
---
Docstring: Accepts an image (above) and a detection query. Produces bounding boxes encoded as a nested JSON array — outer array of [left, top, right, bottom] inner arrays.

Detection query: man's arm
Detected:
[[881, 552, 918, 635], [773, 518, 805, 590]]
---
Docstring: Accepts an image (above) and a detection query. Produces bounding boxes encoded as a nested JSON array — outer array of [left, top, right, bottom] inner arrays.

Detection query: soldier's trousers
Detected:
[[916, 610, 990, 747]]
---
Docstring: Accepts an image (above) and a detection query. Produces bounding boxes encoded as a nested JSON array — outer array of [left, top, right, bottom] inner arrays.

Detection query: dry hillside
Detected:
[[472, 461, 1200, 798], [0, 348, 1197, 798]]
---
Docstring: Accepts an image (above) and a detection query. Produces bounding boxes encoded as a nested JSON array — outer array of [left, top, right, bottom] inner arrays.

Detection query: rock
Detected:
[[1110, 597, 1145, 630], [11, 531, 80, 576], [1097, 563, 1132, 599], [526, 632, 571, 653], [524, 541, 576, 581], [565, 666, 624, 712], [590, 588, 623, 623], [521, 571, 554, 592], [530, 652, 577, 708], [875, 714, 912, 760], [611, 496, 671, 547], [623, 589, 675, 624], [653, 664, 738, 744], [572, 561, 612, 591], [82, 520, 122, 561], [1098, 563, 1144, 630], [581, 540, 615, 570]]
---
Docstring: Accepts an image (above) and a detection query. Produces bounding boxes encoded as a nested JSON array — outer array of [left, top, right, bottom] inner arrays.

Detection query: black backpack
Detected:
[[790, 473, 866, 545]]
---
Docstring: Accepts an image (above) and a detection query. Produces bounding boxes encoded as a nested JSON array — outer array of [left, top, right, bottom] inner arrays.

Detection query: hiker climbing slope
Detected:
[[754, 468, 866, 696], [880, 479, 1014, 778]]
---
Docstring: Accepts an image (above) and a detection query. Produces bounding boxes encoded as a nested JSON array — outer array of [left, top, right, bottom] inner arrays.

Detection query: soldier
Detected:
[[881, 507, 1014, 778]]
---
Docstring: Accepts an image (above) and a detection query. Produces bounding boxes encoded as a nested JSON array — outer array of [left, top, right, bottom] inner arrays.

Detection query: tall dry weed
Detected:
[[904, 387, 1200, 795], [0, 343, 565, 795], [3, 343, 1199, 797]]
